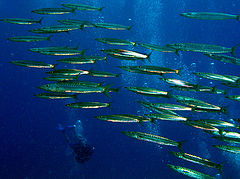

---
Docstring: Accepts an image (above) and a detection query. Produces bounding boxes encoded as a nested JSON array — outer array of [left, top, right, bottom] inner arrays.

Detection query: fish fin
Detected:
[[236, 15, 240, 22], [47, 36, 52, 41], [74, 43, 79, 50], [81, 49, 87, 56], [211, 86, 217, 93], [195, 84, 201, 91], [177, 140, 186, 151], [113, 87, 121, 93], [116, 73, 121, 78], [223, 90, 228, 96], [147, 51, 152, 62], [103, 84, 114, 98], [231, 44, 240, 57], [218, 128, 225, 136], [221, 106, 229, 115], [65, 31, 70, 35], [73, 94, 78, 99], [175, 49, 180, 56], [128, 26, 133, 30], [138, 120, 144, 126], [104, 56, 108, 63], [71, 8, 76, 14], [149, 118, 156, 124], [99, 7, 104, 12], [39, 17, 44, 24], [217, 162, 224, 175], [167, 90, 173, 99]]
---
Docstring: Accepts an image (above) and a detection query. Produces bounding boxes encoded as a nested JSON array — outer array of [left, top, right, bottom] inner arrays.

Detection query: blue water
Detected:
[[1, 0, 240, 178]]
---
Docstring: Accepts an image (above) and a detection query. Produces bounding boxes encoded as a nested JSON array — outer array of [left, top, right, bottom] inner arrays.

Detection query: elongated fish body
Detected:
[[88, 70, 120, 78], [0, 18, 43, 25], [30, 46, 85, 56], [118, 66, 156, 75], [213, 136, 240, 144], [62, 3, 104, 11], [204, 53, 240, 66], [161, 78, 195, 87], [8, 36, 51, 42], [192, 106, 228, 115], [57, 56, 106, 64], [197, 119, 237, 128], [170, 152, 223, 172], [137, 42, 177, 53], [226, 95, 240, 102], [66, 102, 110, 109], [213, 145, 240, 154], [147, 103, 192, 111], [35, 93, 77, 99], [122, 131, 184, 148], [95, 38, 135, 46], [183, 120, 219, 131], [43, 75, 77, 82], [207, 130, 240, 139], [222, 82, 240, 88], [181, 12, 238, 20], [171, 85, 226, 95], [96, 114, 151, 123], [52, 81, 103, 87], [135, 66, 180, 75], [167, 43, 234, 54], [167, 164, 215, 179], [32, 25, 82, 33], [194, 72, 239, 83], [58, 19, 95, 27], [32, 8, 74, 15], [10, 60, 55, 69], [29, 29, 55, 34], [38, 82, 113, 97], [95, 23, 132, 30], [125, 86, 170, 98], [145, 113, 188, 122], [137, 101, 181, 116], [46, 69, 89, 76], [172, 95, 221, 109], [102, 49, 150, 60]]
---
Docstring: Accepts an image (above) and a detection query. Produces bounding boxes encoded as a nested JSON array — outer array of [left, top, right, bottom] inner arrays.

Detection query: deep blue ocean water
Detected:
[[1, 0, 240, 178]]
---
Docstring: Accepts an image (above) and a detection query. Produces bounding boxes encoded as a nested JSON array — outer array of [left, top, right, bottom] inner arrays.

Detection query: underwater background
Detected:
[[1, 0, 240, 178]]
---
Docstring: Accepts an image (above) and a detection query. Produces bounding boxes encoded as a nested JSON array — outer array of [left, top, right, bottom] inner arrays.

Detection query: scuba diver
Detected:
[[58, 122, 95, 164]]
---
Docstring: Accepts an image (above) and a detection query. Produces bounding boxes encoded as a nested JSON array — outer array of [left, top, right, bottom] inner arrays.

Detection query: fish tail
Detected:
[[74, 43, 79, 50], [99, 7, 104, 12], [167, 90, 173, 99], [47, 36, 52, 41], [128, 26, 133, 30], [216, 162, 224, 175], [177, 140, 186, 151], [73, 94, 78, 100], [147, 51, 152, 63], [218, 128, 225, 136], [175, 49, 180, 56], [104, 56, 108, 63], [113, 87, 121, 93], [80, 49, 87, 56], [103, 84, 114, 98], [221, 106, 229, 115], [39, 17, 44, 24], [231, 44, 240, 57], [149, 118, 156, 124], [132, 42, 137, 46], [236, 15, 240, 22], [71, 8, 76, 14], [223, 89, 228, 96]]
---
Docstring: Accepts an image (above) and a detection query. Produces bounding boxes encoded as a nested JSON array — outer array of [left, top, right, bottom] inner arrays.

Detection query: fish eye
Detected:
[[46, 85, 49, 87]]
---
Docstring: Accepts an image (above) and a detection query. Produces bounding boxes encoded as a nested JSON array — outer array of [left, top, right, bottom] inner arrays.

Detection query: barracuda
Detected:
[[34, 93, 77, 99], [194, 72, 240, 83], [213, 145, 240, 154], [62, 3, 104, 11], [58, 19, 96, 27], [122, 131, 185, 149], [10, 60, 56, 69], [95, 38, 136, 46], [66, 102, 110, 109], [95, 23, 132, 30], [167, 42, 239, 57], [170, 151, 223, 173], [181, 12, 240, 21], [135, 65, 181, 76], [57, 56, 107, 64], [46, 69, 89, 76], [38, 82, 114, 97], [32, 8, 75, 15], [125, 86, 171, 98], [204, 53, 240, 66], [167, 164, 215, 179], [0, 17, 43, 25], [145, 113, 188, 122], [8, 36, 51, 42], [137, 42, 178, 54], [95, 114, 152, 123]]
